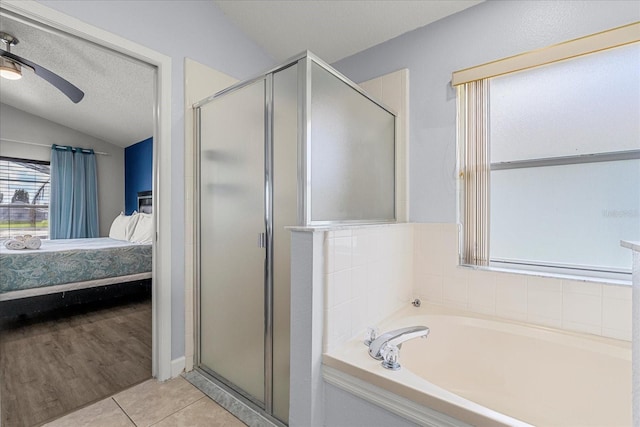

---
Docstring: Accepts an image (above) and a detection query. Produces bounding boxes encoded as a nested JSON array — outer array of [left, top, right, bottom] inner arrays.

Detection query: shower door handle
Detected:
[[258, 232, 266, 248]]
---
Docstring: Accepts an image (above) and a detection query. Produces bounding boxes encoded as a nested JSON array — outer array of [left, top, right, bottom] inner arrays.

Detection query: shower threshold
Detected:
[[183, 369, 286, 427]]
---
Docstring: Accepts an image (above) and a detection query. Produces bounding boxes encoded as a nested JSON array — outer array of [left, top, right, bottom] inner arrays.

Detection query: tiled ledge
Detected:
[[621, 240, 640, 252], [286, 222, 403, 233]]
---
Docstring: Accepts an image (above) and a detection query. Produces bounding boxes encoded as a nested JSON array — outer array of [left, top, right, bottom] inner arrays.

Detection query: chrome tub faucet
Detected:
[[365, 326, 430, 370]]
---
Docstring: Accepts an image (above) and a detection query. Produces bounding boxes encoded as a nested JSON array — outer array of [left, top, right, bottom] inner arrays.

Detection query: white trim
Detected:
[[0, 273, 151, 301], [323, 366, 470, 427], [0, 0, 173, 381], [171, 356, 186, 377], [452, 22, 640, 85]]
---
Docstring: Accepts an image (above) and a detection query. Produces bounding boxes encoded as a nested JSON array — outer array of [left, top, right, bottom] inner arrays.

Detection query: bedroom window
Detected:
[[454, 24, 640, 280], [0, 156, 51, 239]]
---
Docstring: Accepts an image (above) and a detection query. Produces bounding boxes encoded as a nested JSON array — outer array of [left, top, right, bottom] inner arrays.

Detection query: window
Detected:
[[0, 157, 51, 239], [455, 24, 640, 279]]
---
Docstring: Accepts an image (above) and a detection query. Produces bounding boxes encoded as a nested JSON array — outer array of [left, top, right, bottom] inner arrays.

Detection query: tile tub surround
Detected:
[[323, 222, 632, 354], [413, 223, 633, 341], [318, 224, 632, 427], [323, 223, 414, 353]]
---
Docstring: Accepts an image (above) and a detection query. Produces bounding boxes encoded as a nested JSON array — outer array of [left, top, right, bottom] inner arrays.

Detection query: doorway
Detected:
[[0, 1, 172, 425]]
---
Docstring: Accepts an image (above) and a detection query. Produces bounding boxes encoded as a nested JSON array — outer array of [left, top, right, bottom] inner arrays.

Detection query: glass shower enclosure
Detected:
[[195, 52, 396, 424]]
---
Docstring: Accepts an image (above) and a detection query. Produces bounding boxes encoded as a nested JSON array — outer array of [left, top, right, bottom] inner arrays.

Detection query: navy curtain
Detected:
[[50, 145, 99, 239]]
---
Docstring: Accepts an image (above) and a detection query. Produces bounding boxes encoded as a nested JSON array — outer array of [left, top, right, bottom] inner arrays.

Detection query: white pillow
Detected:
[[109, 212, 139, 241], [129, 212, 153, 244]]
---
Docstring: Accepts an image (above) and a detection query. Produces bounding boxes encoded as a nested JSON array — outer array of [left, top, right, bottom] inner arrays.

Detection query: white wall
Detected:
[[334, 0, 640, 223], [35, 0, 276, 359], [0, 103, 124, 237]]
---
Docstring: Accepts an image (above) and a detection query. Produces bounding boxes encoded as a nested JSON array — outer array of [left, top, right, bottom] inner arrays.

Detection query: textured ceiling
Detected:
[[213, 0, 484, 63], [0, 11, 155, 148]]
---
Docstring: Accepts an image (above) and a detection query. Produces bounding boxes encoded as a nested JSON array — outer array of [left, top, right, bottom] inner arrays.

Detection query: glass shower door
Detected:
[[198, 79, 266, 404]]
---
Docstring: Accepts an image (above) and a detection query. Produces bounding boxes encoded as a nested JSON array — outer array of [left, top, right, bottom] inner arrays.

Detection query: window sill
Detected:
[[458, 263, 631, 287]]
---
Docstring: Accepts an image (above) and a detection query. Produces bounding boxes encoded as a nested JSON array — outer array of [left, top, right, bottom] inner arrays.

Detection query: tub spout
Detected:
[[368, 326, 430, 360]]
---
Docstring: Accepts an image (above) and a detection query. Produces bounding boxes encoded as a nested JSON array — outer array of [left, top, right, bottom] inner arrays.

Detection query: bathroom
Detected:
[[186, 4, 638, 424], [2, 1, 638, 426]]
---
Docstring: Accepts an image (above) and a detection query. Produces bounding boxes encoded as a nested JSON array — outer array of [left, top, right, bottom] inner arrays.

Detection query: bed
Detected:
[[0, 237, 152, 302]]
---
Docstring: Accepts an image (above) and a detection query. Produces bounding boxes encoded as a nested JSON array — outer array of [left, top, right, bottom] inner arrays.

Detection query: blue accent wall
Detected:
[[125, 137, 152, 215]]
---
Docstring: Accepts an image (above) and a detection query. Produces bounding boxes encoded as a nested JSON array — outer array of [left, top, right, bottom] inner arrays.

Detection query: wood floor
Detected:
[[0, 295, 152, 427]]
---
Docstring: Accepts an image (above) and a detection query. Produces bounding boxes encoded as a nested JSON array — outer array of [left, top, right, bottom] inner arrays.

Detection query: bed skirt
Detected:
[[0, 272, 152, 301], [0, 277, 152, 319]]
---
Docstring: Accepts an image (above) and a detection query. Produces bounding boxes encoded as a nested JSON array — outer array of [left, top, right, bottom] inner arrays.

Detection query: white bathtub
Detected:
[[323, 304, 632, 426]]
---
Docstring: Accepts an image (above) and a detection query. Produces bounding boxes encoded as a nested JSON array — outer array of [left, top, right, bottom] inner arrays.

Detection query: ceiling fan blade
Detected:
[[0, 49, 85, 103]]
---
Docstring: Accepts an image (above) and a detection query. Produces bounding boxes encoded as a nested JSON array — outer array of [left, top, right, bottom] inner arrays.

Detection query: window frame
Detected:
[[454, 23, 640, 282], [0, 155, 51, 239]]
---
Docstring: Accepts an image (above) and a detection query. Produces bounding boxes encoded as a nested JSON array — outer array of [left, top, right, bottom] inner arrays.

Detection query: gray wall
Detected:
[[333, 0, 640, 223], [0, 103, 124, 237], [36, 0, 275, 360]]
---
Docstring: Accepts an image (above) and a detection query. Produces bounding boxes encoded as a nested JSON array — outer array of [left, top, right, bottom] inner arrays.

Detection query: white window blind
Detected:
[[457, 79, 490, 266]]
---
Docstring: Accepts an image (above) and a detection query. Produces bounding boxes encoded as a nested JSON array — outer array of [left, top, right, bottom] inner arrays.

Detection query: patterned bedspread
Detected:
[[0, 238, 152, 294]]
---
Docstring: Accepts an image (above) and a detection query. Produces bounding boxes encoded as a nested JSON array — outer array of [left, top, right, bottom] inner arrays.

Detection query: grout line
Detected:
[[112, 397, 137, 426], [147, 397, 206, 427]]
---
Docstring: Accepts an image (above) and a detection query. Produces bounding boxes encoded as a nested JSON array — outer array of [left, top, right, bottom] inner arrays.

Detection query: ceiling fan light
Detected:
[[0, 58, 22, 80]]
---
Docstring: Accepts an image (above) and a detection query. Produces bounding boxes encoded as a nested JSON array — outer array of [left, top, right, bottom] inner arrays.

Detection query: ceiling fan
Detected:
[[0, 31, 84, 103]]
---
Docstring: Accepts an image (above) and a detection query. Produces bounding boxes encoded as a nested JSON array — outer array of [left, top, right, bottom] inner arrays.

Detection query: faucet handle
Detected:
[[380, 344, 401, 370], [364, 326, 379, 346]]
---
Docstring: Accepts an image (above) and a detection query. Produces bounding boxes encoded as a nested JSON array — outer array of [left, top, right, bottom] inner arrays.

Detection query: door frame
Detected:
[[1, 0, 173, 381]]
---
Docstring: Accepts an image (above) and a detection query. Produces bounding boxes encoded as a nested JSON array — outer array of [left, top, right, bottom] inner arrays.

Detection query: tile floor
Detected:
[[43, 376, 246, 427]]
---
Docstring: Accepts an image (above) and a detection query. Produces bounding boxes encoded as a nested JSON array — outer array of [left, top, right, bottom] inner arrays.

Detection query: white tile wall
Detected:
[[602, 284, 633, 340], [527, 276, 562, 328], [323, 224, 413, 353], [468, 271, 496, 315], [322, 222, 631, 358], [496, 273, 528, 321], [562, 280, 603, 335], [412, 223, 633, 341]]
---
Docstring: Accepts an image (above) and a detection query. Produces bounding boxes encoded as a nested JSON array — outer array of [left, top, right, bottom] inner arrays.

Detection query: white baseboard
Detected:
[[171, 356, 185, 377]]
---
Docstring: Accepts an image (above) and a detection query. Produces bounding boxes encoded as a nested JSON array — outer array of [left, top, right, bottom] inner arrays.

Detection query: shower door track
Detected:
[[192, 367, 287, 427]]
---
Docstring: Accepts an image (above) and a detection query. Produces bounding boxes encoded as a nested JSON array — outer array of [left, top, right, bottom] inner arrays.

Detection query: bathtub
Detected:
[[323, 304, 632, 426]]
